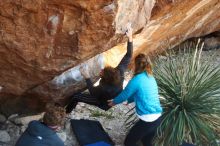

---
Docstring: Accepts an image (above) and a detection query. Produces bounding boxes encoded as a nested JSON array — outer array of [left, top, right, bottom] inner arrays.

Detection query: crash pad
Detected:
[[70, 119, 114, 146]]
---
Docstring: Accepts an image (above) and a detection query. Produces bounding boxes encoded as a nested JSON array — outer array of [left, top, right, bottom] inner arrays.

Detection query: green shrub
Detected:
[[90, 110, 114, 119], [126, 41, 220, 146]]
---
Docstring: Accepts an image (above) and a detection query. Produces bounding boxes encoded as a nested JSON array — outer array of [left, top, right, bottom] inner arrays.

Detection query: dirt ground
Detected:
[[62, 102, 135, 146]]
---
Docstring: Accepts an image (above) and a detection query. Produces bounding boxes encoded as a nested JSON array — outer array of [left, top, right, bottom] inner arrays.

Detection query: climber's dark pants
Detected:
[[124, 117, 162, 146], [65, 92, 100, 113]]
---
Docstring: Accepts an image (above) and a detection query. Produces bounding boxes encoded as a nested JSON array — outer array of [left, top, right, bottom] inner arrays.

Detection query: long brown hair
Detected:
[[134, 53, 153, 75], [100, 66, 121, 86]]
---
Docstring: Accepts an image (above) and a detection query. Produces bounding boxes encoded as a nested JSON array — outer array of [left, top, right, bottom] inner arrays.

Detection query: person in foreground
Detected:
[[15, 103, 66, 146], [108, 54, 163, 146], [65, 24, 133, 113]]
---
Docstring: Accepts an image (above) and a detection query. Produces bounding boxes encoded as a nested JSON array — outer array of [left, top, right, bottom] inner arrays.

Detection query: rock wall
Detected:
[[0, 0, 155, 115], [0, 0, 220, 115]]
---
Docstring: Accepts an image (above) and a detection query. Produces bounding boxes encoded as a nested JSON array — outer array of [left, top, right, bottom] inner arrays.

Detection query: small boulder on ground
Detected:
[[0, 130, 10, 143], [10, 113, 44, 125], [0, 114, 6, 123]]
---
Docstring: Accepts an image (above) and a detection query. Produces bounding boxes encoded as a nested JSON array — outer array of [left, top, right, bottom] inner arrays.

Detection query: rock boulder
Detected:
[[0, 0, 220, 115]]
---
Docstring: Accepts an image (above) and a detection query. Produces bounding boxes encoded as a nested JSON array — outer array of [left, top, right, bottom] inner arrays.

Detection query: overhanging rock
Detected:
[[0, 0, 220, 115]]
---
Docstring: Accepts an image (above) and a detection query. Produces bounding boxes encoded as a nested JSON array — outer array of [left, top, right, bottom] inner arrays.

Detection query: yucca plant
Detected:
[[125, 41, 220, 146]]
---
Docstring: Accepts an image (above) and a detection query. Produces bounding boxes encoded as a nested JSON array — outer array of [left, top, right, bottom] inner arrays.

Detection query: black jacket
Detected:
[[85, 41, 133, 110], [15, 121, 64, 146]]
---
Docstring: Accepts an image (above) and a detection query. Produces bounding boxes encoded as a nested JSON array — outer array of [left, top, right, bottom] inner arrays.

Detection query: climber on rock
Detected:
[[65, 23, 133, 114], [15, 103, 66, 146]]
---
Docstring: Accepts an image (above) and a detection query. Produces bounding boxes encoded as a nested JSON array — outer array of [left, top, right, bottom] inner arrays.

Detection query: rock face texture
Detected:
[[0, 0, 154, 115], [0, 0, 220, 115]]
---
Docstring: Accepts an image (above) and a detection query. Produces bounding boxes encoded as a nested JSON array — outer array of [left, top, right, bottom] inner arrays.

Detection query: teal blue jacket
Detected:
[[113, 72, 162, 116]]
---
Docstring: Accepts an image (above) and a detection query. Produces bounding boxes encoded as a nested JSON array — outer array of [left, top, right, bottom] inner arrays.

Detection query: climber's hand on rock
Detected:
[[125, 22, 133, 42], [80, 65, 90, 79]]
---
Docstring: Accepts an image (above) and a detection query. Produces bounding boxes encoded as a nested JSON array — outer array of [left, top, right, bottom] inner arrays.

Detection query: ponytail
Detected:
[[146, 63, 153, 75], [134, 54, 153, 76]]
